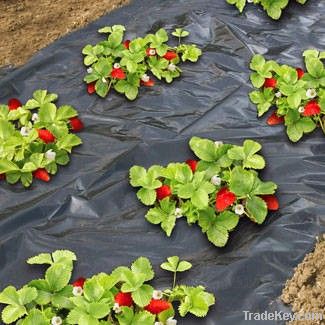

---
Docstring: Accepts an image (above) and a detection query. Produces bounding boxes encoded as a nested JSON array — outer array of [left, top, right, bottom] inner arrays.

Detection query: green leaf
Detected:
[[52, 250, 77, 264], [229, 166, 255, 196], [131, 257, 154, 281], [246, 196, 268, 224], [45, 263, 72, 292], [2, 305, 27, 324], [20, 309, 48, 325], [56, 134, 82, 153], [27, 253, 52, 265], [137, 188, 157, 206], [131, 284, 153, 307]]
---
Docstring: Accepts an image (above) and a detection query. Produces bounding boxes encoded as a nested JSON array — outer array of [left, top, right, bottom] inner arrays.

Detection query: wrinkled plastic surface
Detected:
[[0, 0, 325, 324]]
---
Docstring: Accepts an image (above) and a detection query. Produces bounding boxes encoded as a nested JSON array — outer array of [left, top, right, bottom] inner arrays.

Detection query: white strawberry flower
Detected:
[[166, 317, 177, 325], [141, 74, 150, 82], [51, 316, 63, 325], [168, 63, 176, 72], [149, 49, 156, 56], [298, 106, 305, 113], [306, 88, 317, 98], [72, 286, 83, 296], [234, 204, 245, 215], [113, 302, 122, 314], [113, 63, 121, 69], [247, 0, 254, 3], [175, 208, 183, 218], [275, 91, 282, 98], [20, 126, 31, 137], [45, 149, 56, 161], [31, 113, 39, 122], [214, 140, 223, 147], [155, 322, 164, 325], [152, 290, 163, 300], [87, 67, 93, 74], [102, 77, 107, 83], [211, 175, 221, 186]]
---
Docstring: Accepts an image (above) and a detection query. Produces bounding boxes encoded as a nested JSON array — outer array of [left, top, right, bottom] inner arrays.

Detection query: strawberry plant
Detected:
[[0, 250, 215, 325], [227, 0, 309, 20], [129, 136, 278, 247], [249, 49, 325, 142], [82, 25, 202, 100], [0, 90, 83, 187]]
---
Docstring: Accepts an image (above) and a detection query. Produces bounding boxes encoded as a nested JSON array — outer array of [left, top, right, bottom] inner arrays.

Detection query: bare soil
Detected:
[[0, 0, 129, 67], [281, 237, 325, 325]]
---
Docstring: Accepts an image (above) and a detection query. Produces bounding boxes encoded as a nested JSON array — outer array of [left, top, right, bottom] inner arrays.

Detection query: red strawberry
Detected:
[[267, 112, 284, 125], [303, 100, 321, 117], [37, 129, 56, 144], [146, 48, 156, 56], [140, 79, 155, 87], [114, 292, 134, 307], [111, 68, 126, 80], [87, 82, 96, 95], [69, 117, 84, 132], [72, 277, 86, 288], [8, 98, 22, 110], [123, 40, 131, 49], [296, 68, 304, 80], [145, 299, 171, 315], [186, 159, 198, 172], [261, 195, 279, 211], [215, 187, 236, 212], [33, 168, 50, 182], [263, 77, 277, 89], [0, 174, 5, 180], [156, 185, 172, 200], [163, 51, 178, 61]]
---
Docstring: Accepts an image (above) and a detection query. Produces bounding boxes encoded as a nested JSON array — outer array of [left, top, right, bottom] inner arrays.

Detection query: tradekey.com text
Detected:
[[243, 310, 324, 322]]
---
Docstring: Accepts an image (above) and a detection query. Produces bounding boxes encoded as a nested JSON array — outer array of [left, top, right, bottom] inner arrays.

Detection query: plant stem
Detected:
[[317, 116, 325, 134], [173, 271, 177, 289]]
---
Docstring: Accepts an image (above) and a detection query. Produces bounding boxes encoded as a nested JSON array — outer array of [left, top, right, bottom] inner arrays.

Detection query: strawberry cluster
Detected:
[[0, 250, 214, 324], [249, 49, 325, 142], [227, 0, 309, 20], [0, 90, 83, 187], [83, 25, 201, 100], [130, 137, 278, 247]]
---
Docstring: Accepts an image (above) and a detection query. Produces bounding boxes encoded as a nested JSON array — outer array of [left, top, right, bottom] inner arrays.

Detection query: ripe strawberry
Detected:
[[140, 79, 155, 87], [123, 40, 131, 49], [38, 129, 56, 144], [163, 51, 178, 61], [263, 77, 277, 89], [114, 292, 134, 307], [296, 68, 304, 80], [145, 299, 171, 315], [261, 195, 279, 211], [156, 185, 172, 200], [33, 168, 50, 182], [69, 117, 84, 132], [186, 159, 198, 172], [146, 48, 156, 56], [303, 100, 321, 117], [111, 68, 126, 80], [215, 187, 236, 212], [87, 82, 96, 94], [72, 277, 86, 288], [267, 112, 284, 125], [8, 98, 22, 110]]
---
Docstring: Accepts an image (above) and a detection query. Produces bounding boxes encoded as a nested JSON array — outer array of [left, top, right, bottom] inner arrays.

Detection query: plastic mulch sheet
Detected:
[[0, 0, 325, 324]]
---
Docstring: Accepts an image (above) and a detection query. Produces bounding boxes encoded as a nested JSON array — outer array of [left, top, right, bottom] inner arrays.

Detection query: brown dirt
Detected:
[[281, 236, 325, 325], [0, 0, 129, 67]]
